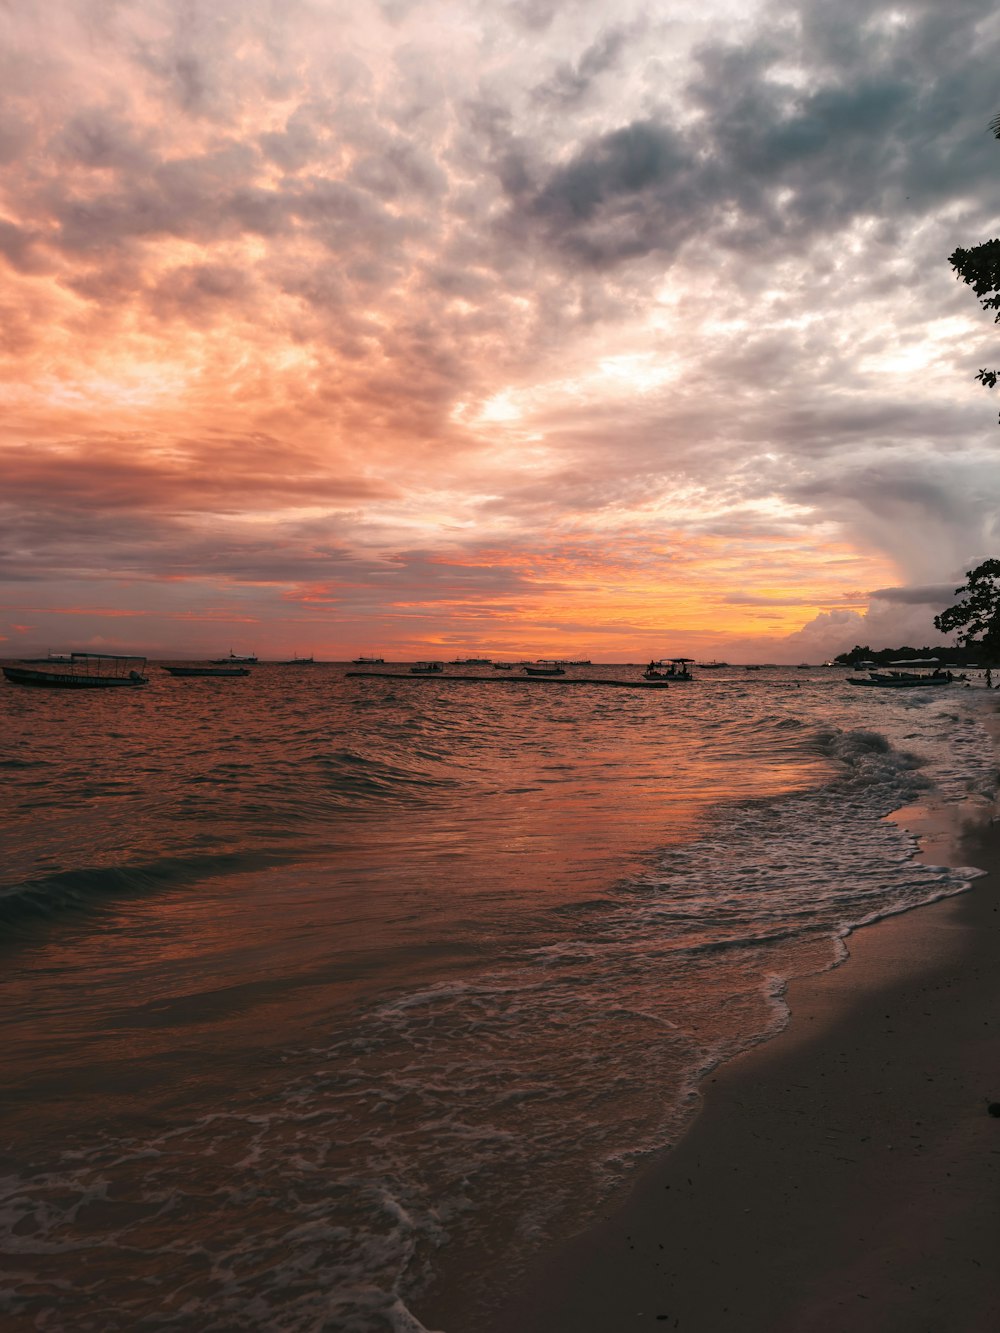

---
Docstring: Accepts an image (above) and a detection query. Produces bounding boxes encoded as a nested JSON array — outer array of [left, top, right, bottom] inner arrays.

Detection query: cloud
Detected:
[[2, 0, 1000, 656]]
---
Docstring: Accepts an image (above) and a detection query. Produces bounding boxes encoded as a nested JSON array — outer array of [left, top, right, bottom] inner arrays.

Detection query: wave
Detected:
[[0, 850, 288, 930]]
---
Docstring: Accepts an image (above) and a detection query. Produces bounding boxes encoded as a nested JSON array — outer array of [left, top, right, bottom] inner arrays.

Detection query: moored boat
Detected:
[[4, 653, 148, 688], [352, 655, 384, 664], [163, 665, 250, 678], [523, 661, 565, 676], [211, 651, 257, 664], [410, 661, 444, 674], [848, 673, 954, 688]]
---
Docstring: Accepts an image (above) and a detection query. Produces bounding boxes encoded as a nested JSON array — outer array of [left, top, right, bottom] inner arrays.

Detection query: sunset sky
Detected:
[[2, 0, 1000, 661]]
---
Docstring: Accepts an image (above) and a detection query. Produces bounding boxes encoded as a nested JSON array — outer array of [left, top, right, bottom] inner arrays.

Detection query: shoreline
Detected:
[[415, 735, 1000, 1333]]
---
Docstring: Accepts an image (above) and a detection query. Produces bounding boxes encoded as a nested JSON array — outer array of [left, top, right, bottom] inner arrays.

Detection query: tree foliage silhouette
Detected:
[[933, 559, 1000, 654], [947, 115, 1000, 409]]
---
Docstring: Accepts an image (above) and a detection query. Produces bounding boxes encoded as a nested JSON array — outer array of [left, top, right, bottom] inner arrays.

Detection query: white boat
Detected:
[[211, 651, 257, 664], [523, 661, 565, 676]]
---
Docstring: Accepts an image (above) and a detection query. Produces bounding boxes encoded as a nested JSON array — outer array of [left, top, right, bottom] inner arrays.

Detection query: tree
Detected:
[[946, 115, 1000, 412], [933, 559, 1000, 656]]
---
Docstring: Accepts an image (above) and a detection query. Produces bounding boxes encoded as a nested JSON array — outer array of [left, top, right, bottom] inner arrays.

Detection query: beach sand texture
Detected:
[[417, 810, 1000, 1333]]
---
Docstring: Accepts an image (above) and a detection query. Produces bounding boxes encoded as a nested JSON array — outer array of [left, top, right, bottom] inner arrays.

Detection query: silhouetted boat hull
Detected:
[[4, 653, 148, 688], [163, 665, 250, 677]]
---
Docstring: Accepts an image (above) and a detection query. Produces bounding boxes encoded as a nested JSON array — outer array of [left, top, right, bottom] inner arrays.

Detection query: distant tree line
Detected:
[[833, 643, 987, 668]]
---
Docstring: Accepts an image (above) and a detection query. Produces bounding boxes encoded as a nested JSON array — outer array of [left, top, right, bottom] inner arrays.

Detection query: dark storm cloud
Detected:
[[505, 0, 1000, 272], [868, 584, 957, 605]]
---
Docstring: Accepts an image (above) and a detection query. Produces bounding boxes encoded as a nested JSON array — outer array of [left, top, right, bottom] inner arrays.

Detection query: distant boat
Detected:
[[19, 651, 74, 664], [410, 661, 444, 674], [352, 655, 384, 664], [211, 651, 257, 664], [450, 657, 492, 665], [699, 660, 727, 669], [163, 665, 250, 678], [492, 663, 514, 670], [523, 661, 565, 676], [644, 657, 694, 681], [848, 660, 961, 688], [848, 672, 954, 689], [4, 652, 148, 689], [279, 655, 315, 665]]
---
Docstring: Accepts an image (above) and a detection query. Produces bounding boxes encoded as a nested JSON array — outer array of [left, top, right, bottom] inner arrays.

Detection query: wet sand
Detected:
[[472, 806, 1000, 1333]]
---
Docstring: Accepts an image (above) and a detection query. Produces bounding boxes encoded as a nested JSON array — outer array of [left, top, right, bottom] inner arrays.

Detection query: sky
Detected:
[[2, 0, 1000, 662]]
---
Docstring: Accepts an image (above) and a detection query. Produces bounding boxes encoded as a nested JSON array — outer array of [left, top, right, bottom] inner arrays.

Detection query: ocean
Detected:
[[1, 663, 996, 1332]]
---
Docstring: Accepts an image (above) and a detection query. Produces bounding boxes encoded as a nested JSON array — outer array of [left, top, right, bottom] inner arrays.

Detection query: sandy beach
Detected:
[[416, 790, 1000, 1333]]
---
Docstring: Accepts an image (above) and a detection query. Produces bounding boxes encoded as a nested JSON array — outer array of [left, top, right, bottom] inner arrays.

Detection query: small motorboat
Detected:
[[523, 661, 565, 676], [644, 657, 694, 681], [410, 661, 444, 674]]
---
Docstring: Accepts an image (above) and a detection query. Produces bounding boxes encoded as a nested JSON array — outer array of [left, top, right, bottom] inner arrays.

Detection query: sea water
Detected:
[[0, 664, 995, 1331]]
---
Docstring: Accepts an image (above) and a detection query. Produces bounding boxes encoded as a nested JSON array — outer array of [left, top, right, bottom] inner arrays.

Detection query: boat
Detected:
[[450, 657, 492, 665], [4, 652, 148, 688], [278, 655, 315, 665], [644, 657, 694, 681], [698, 660, 728, 669], [523, 661, 565, 676], [492, 663, 514, 670], [211, 651, 257, 664], [848, 672, 955, 688], [353, 655, 384, 664], [848, 660, 959, 689], [410, 661, 444, 674], [163, 664, 250, 677]]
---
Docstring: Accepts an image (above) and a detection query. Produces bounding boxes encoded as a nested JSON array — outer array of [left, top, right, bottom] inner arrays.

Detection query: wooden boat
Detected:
[[492, 663, 514, 670], [644, 657, 694, 681], [4, 652, 148, 688], [848, 672, 954, 688], [410, 661, 444, 674], [163, 665, 250, 677], [211, 651, 257, 664], [523, 662, 565, 676]]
